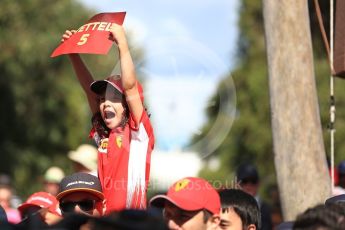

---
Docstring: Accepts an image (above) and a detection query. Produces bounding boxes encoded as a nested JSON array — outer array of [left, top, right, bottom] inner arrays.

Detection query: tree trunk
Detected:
[[262, 0, 331, 220]]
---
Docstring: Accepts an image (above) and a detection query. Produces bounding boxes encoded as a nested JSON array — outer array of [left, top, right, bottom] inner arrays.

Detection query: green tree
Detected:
[[192, 0, 273, 186], [0, 0, 90, 196]]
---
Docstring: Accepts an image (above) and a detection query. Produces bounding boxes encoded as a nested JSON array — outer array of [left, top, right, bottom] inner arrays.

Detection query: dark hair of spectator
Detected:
[[219, 188, 261, 229], [293, 204, 345, 230]]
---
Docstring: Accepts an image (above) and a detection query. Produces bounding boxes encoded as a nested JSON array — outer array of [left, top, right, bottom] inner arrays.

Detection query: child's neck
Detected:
[[112, 124, 125, 133]]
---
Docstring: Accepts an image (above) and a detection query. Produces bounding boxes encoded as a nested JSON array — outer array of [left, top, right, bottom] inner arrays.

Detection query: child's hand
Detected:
[[109, 24, 127, 46], [61, 30, 76, 43]]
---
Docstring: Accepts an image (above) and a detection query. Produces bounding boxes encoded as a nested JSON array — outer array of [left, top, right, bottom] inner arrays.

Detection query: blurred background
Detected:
[[0, 0, 341, 226]]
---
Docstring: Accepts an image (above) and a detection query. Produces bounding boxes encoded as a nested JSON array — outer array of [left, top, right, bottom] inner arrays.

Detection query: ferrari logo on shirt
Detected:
[[174, 179, 190, 192], [98, 138, 109, 153], [116, 136, 123, 148]]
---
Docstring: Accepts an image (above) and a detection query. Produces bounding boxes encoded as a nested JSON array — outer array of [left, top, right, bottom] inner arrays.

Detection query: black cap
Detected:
[[325, 194, 345, 205], [56, 172, 104, 201], [236, 163, 259, 184], [90, 76, 123, 96], [338, 161, 345, 175]]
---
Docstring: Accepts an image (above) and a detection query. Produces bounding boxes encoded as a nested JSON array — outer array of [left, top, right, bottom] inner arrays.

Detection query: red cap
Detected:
[[90, 75, 144, 102], [150, 177, 220, 214], [18, 192, 61, 217]]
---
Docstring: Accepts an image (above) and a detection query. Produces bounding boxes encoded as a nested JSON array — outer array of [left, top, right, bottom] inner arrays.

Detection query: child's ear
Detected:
[[246, 224, 257, 230]]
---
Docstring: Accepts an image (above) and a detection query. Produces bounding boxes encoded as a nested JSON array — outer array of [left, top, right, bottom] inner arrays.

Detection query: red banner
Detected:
[[51, 12, 126, 57]]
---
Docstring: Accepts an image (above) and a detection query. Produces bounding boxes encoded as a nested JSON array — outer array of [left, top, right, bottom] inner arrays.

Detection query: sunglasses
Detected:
[[21, 207, 48, 222], [59, 199, 96, 214]]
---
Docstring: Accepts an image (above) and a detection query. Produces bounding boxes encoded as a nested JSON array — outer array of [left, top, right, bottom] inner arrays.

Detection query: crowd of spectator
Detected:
[[0, 161, 344, 229]]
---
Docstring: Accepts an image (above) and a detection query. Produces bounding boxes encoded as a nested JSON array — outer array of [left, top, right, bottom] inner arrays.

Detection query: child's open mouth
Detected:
[[104, 111, 115, 119]]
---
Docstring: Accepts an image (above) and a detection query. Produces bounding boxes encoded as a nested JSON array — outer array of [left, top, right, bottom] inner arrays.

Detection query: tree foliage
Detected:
[[192, 0, 272, 186], [0, 0, 144, 197], [193, 0, 343, 199]]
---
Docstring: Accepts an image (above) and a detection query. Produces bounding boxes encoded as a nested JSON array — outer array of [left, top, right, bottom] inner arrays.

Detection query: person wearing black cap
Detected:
[[56, 172, 104, 217], [236, 163, 272, 230], [61, 22, 154, 214]]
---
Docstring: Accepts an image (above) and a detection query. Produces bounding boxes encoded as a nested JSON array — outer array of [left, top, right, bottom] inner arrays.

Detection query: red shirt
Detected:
[[91, 111, 154, 214]]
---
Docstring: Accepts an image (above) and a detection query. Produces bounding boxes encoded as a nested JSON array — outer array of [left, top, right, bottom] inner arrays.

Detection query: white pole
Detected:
[[330, 0, 335, 193]]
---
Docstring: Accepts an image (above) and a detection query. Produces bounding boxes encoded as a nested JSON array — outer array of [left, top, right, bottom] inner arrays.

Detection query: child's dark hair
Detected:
[[219, 189, 261, 229], [120, 96, 130, 128]]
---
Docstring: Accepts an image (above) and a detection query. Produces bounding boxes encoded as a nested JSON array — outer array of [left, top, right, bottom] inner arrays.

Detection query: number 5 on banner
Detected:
[[50, 12, 126, 57], [77, 34, 90, 45]]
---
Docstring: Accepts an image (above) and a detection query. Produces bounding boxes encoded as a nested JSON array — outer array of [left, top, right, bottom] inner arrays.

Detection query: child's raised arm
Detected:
[[109, 24, 144, 126], [61, 30, 99, 115]]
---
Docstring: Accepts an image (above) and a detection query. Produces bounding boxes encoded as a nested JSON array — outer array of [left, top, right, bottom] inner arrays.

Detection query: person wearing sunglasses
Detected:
[[56, 172, 104, 217], [17, 191, 62, 226]]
